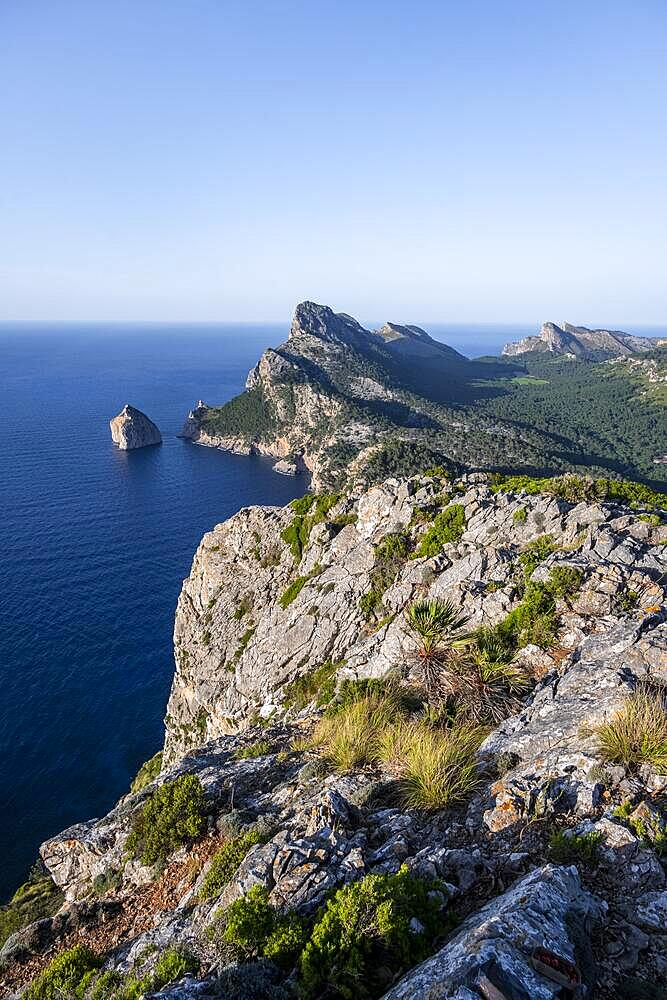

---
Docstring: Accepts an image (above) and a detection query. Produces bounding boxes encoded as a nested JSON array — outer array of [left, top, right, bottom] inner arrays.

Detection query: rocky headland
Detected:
[[110, 405, 162, 450], [501, 321, 664, 360], [2, 471, 666, 999], [177, 302, 667, 493]]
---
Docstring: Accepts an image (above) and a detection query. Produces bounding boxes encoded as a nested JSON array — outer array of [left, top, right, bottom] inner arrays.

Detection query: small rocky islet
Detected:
[[110, 404, 161, 450], [1, 468, 666, 999]]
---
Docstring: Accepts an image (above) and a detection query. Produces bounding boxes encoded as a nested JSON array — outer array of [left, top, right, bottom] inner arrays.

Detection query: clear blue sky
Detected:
[[1, 0, 666, 324]]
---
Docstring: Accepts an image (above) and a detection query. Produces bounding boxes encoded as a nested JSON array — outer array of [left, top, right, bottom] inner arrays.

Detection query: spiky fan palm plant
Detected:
[[405, 599, 470, 700]]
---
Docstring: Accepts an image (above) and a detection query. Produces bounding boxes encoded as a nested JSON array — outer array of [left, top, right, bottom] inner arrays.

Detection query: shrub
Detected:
[[547, 565, 583, 598], [380, 721, 485, 811], [0, 868, 63, 950], [235, 740, 271, 760], [299, 866, 451, 999], [513, 507, 527, 523], [126, 774, 206, 866], [24, 945, 101, 1000], [234, 624, 256, 661], [329, 677, 422, 716], [492, 473, 667, 511], [446, 651, 529, 724], [279, 576, 309, 609], [414, 505, 466, 557], [234, 595, 252, 620], [92, 869, 122, 896], [129, 751, 162, 794], [359, 534, 410, 622], [518, 535, 558, 578], [200, 833, 266, 900], [216, 885, 307, 969], [405, 598, 470, 699], [281, 494, 341, 560], [593, 683, 667, 773], [548, 830, 603, 865], [282, 660, 341, 711]]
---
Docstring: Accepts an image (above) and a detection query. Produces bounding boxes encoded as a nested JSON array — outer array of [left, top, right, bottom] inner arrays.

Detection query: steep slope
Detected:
[[3, 472, 666, 1000], [502, 320, 663, 359]]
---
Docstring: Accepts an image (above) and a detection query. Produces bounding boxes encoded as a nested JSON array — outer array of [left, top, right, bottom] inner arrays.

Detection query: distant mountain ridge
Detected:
[[181, 301, 666, 490], [502, 320, 663, 359]]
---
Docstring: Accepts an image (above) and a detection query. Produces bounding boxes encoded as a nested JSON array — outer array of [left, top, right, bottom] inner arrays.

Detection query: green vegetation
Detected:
[[474, 564, 582, 663], [201, 385, 278, 441], [613, 801, 666, 856], [360, 533, 410, 621], [299, 867, 451, 999], [360, 441, 454, 487], [211, 884, 307, 970], [282, 660, 341, 711], [405, 598, 470, 698], [592, 683, 667, 773], [235, 740, 271, 760], [279, 575, 309, 609], [199, 831, 266, 899], [492, 473, 667, 511], [547, 829, 603, 865], [129, 751, 163, 794], [314, 690, 402, 772], [126, 774, 206, 867], [513, 507, 527, 523], [383, 720, 486, 811], [281, 493, 341, 561], [81, 947, 199, 1000], [0, 867, 63, 950], [24, 946, 101, 1000], [518, 534, 558, 578], [233, 624, 256, 661], [233, 595, 252, 620], [413, 504, 465, 557]]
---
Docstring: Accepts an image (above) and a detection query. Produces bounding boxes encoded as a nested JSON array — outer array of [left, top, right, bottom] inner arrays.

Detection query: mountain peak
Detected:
[[502, 320, 660, 358], [289, 301, 368, 344]]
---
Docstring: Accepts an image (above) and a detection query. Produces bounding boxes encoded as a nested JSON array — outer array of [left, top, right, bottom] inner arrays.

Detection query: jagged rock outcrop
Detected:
[[3, 474, 666, 1000], [502, 321, 662, 359], [110, 404, 161, 450]]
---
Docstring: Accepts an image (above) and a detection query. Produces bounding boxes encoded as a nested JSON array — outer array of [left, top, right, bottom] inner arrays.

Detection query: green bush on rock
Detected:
[[200, 831, 266, 899], [23, 945, 101, 1000], [126, 774, 206, 867], [299, 866, 451, 1000], [414, 505, 465, 558], [129, 751, 162, 794]]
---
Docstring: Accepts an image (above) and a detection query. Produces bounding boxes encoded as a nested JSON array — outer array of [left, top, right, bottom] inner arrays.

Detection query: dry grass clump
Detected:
[[312, 690, 402, 771], [379, 720, 486, 810], [315, 689, 485, 810], [593, 681, 667, 774]]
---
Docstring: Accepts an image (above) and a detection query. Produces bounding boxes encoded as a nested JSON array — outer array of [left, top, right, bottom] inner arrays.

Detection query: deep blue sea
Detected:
[[1, 319, 664, 898]]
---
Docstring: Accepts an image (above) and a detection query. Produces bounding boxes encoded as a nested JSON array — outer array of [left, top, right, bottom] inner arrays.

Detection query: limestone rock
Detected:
[[383, 865, 603, 999], [109, 404, 161, 450]]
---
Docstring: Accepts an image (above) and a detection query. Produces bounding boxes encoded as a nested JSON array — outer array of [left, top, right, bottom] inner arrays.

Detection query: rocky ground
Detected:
[[1, 473, 666, 999]]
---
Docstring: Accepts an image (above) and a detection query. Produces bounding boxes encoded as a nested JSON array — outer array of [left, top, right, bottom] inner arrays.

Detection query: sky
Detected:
[[1, 0, 666, 324]]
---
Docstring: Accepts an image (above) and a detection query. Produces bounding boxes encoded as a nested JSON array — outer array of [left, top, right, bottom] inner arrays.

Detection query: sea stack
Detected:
[[109, 404, 161, 450]]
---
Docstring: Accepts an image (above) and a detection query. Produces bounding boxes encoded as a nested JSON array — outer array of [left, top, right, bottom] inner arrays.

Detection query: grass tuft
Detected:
[[593, 681, 667, 774]]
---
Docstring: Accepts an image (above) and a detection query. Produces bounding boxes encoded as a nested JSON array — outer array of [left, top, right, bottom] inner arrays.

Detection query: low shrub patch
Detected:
[[130, 751, 162, 794], [282, 660, 341, 711], [413, 504, 465, 558], [299, 866, 452, 999], [200, 831, 266, 899], [235, 740, 271, 760], [24, 945, 101, 1000], [126, 774, 206, 867], [547, 829, 603, 865]]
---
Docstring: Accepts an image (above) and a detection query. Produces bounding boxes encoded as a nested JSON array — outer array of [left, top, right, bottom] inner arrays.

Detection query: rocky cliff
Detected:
[[502, 321, 663, 359], [3, 472, 666, 999], [110, 405, 162, 450], [178, 302, 667, 493]]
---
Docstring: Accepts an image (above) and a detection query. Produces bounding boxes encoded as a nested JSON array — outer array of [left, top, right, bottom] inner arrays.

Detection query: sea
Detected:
[[1, 319, 662, 898]]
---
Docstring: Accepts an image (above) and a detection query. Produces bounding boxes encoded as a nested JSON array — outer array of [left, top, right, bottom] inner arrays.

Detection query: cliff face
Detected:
[[163, 475, 666, 763], [3, 474, 666, 1000], [502, 321, 662, 359], [109, 405, 161, 450]]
